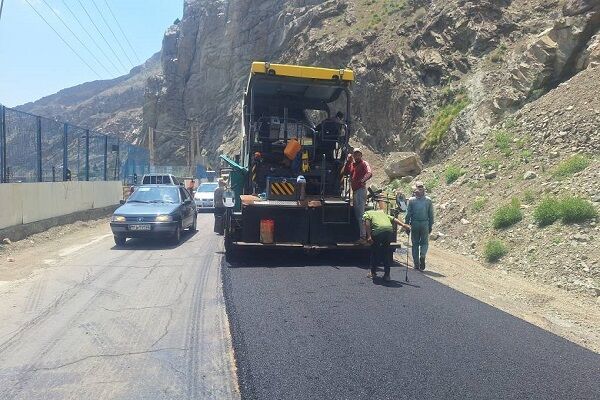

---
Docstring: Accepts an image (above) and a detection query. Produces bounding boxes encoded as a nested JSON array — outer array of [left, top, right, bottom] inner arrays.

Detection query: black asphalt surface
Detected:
[[222, 251, 600, 400]]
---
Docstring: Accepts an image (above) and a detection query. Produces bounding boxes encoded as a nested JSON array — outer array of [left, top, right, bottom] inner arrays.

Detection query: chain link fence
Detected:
[[0, 105, 149, 184]]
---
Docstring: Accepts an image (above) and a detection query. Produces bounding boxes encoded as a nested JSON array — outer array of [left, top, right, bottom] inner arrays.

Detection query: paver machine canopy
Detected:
[[240, 62, 354, 198]]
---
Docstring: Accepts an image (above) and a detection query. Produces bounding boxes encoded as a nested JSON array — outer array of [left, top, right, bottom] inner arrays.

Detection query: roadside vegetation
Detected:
[[472, 196, 487, 212], [422, 92, 470, 150], [484, 239, 508, 262], [492, 198, 523, 229], [444, 164, 465, 184], [494, 130, 513, 157], [552, 154, 590, 179], [533, 196, 597, 226]]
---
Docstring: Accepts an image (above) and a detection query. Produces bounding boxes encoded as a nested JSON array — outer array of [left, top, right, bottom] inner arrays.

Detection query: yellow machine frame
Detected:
[[251, 62, 354, 82]]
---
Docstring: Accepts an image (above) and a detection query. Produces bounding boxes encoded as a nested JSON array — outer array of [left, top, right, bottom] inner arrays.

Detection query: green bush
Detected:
[[484, 239, 508, 262], [533, 196, 597, 226], [472, 196, 487, 212], [533, 197, 561, 227], [480, 157, 500, 171], [422, 95, 470, 150], [494, 130, 513, 156], [520, 149, 533, 163], [424, 175, 440, 193], [552, 155, 590, 179], [445, 165, 465, 184], [492, 198, 523, 229], [559, 197, 598, 224]]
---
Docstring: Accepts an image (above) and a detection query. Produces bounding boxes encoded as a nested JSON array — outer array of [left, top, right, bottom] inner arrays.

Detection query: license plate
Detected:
[[129, 224, 151, 231]]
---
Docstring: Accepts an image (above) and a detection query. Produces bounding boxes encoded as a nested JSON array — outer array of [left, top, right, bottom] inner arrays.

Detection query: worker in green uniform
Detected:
[[364, 197, 411, 281], [405, 181, 434, 271]]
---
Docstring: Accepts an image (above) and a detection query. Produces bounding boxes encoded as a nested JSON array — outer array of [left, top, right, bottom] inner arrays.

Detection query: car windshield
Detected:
[[128, 187, 180, 204], [199, 183, 218, 192]]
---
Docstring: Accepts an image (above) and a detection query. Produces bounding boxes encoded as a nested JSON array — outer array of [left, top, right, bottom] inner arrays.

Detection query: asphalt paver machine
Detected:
[[221, 62, 399, 259]]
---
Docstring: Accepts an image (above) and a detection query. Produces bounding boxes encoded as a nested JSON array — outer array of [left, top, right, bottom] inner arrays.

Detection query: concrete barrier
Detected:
[[0, 181, 123, 231]]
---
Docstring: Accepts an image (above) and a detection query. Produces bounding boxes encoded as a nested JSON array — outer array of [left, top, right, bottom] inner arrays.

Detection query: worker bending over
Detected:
[[364, 197, 411, 282], [405, 181, 434, 271]]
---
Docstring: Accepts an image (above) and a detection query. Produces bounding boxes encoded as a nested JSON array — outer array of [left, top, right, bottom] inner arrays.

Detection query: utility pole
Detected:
[[148, 126, 155, 167]]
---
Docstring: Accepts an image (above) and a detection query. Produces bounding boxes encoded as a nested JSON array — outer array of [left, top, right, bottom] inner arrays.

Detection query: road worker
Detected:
[[343, 148, 372, 244], [364, 197, 411, 281], [405, 181, 434, 271], [213, 178, 227, 234]]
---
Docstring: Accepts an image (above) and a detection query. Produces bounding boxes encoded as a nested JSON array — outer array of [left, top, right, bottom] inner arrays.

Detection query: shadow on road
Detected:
[[109, 230, 197, 250], [422, 270, 446, 278]]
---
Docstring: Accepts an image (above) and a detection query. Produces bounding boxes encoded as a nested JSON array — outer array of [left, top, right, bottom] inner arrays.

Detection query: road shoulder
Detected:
[[418, 245, 600, 353]]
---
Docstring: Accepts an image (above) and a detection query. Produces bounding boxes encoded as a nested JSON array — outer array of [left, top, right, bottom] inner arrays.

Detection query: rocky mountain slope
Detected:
[[17, 53, 161, 142]]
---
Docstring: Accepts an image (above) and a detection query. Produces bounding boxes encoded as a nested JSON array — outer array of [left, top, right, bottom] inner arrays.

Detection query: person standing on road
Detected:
[[213, 178, 227, 235], [343, 148, 372, 244], [405, 181, 434, 271], [364, 197, 411, 281]]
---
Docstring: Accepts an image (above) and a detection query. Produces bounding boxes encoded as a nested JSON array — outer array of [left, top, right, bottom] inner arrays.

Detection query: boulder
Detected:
[[523, 171, 538, 180], [384, 152, 424, 179], [485, 171, 497, 179]]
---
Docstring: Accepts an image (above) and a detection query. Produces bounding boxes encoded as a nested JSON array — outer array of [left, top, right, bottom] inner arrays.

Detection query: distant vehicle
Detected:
[[194, 182, 219, 211], [141, 173, 181, 185], [110, 185, 197, 246]]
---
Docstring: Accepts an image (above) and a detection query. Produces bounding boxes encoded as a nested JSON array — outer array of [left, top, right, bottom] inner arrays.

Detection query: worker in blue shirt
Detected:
[[405, 181, 434, 271]]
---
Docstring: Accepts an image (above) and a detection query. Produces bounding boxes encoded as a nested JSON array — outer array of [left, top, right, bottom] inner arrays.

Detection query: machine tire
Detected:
[[114, 235, 126, 247]]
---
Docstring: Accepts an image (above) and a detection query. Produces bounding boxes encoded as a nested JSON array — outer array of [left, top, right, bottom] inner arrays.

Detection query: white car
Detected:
[[194, 182, 218, 211]]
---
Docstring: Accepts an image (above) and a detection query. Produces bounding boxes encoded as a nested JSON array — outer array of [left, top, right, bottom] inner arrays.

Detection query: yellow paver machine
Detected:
[[221, 62, 401, 259]]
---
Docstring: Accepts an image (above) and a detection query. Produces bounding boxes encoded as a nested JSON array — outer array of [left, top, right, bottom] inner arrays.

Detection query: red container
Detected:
[[260, 219, 275, 244]]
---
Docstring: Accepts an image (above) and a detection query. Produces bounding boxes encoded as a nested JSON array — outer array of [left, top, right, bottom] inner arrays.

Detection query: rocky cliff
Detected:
[[144, 0, 599, 166], [17, 53, 161, 143]]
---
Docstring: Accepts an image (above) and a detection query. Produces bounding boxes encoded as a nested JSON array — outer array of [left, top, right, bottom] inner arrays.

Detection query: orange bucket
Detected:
[[284, 138, 301, 160], [260, 219, 275, 244]]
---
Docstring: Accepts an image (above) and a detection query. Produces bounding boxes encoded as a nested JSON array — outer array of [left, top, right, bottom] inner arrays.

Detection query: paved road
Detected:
[[223, 251, 600, 400], [0, 214, 238, 400]]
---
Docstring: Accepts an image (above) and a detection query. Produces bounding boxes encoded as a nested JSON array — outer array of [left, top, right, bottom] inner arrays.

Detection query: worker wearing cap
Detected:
[[364, 197, 411, 281], [405, 181, 434, 270], [343, 148, 372, 244]]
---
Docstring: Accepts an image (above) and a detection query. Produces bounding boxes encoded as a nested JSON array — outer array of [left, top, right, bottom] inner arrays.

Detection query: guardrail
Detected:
[[0, 105, 150, 184]]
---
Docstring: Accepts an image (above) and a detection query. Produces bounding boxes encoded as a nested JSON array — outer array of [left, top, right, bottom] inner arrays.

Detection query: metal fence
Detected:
[[0, 105, 150, 184]]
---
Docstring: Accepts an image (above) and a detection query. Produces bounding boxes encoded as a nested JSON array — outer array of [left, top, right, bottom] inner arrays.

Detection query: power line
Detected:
[[103, 0, 141, 64], [74, 0, 128, 73], [62, 0, 121, 75], [0, 0, 5, 23], [39, 0, 113, 76], [22, 0, 102, 78], [90, 0, 134, 68]]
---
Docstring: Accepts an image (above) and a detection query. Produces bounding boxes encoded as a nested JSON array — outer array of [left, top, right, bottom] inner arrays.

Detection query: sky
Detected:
[[0, 0, 183, 107]]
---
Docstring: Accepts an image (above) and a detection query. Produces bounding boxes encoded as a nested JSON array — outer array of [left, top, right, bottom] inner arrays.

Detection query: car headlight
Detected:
[[112, 215, 126, 222], [155, 215, 173, 222]]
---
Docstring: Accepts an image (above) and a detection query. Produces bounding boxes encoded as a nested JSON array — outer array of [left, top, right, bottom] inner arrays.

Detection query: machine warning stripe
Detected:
[[271, 184, 282, 195], [271, 183, 295, 196]]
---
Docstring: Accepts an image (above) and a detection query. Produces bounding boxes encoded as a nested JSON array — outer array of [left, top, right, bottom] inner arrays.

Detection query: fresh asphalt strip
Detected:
[[222, 250, 600, 400]]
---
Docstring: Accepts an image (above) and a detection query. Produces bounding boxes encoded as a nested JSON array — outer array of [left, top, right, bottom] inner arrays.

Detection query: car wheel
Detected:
[[114, 235, 126, 247], [189, 214, 197, 231], [171, 225, 181, 244]]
